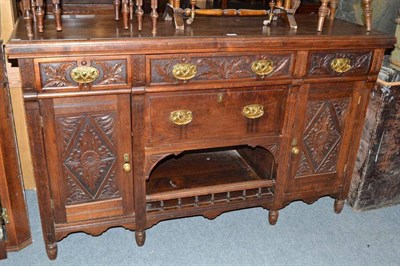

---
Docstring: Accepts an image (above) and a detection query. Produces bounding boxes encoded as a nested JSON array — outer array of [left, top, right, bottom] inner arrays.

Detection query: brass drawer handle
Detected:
[[169, 110, 193, 125], [242, 104, 264, 119], [251, 59, 275, 76], [172, 63, 197, 81], [330, 58, 352, 73], [70, 66, 99, 84]]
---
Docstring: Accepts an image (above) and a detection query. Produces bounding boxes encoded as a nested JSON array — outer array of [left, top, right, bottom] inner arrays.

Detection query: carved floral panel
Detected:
[[295, 98, 350, 177], [308, 52, 372, 76], [57, 113, 120, 204], [150, 53, 293, 84], [39, 59, 128, 89]]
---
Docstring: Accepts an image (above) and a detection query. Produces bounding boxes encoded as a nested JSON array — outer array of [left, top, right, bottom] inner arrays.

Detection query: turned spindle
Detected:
[[22, 0, 33, 38], [329, 0, 339, 21], [283, 0, 290, 10], [114, 0, 120, 20], [122, 0, 129, 29], [362, 0, 372, 31], [269, 0, 275, 22], [317, 0, 330, 32], [136, 0, 144, 31], [129, 0, 134, 20], [53, 0, 62, 31], [151, 0, 159, 34], [35, 0, 44, 32]]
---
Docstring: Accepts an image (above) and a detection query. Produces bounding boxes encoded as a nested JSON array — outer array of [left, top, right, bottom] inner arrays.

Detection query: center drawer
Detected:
[[145, 86, 288, 147]]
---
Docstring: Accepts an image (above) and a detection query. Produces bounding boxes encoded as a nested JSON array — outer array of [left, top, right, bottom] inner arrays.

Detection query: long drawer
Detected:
[[145, 86, 288, 147]]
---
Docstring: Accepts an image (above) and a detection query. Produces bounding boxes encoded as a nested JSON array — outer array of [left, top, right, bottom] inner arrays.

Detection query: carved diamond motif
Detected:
[[64, 117, 116, 197], [296, 98, 349, 177]]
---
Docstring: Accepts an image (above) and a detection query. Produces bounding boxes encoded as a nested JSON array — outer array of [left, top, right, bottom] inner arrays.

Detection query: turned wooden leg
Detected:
[[46, 243, 58, 260], [334, 199, 345, 214], [329, 0, 338, 21], [268, 210, 279, 225], [122, 0, 129, 29], [136, 0, 144, 31], [317, 0, 330, 32], [362, 0, 372, 31], [135, 230, 146, 246], [53, 0, 62, 31], [35, 0, 44, 32]]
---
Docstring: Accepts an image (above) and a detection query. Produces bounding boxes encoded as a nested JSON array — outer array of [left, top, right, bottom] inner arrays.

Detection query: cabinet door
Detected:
[[40, 95, 133, 224], [285, 82, 361, 196]]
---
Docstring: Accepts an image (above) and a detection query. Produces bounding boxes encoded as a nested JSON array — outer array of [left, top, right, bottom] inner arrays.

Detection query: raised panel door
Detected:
[[285, 82, 361, 196], [40, 94, 133, 223]]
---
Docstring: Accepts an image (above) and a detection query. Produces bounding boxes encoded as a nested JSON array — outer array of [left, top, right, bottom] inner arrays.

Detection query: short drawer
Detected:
[[145, 86, 287, 147], [147, 52, 294, 85], [307, 51, 372, 77], [34, 55, 133, 92]]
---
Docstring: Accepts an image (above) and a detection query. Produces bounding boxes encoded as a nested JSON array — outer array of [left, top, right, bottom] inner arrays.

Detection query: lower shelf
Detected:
[[146, 148, 275, 212]]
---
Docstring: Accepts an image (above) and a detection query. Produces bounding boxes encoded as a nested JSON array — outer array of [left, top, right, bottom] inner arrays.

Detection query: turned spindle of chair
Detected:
[[151, 0, 159, 34], [317, 0, 372, 32], [35, 0, 45, 32], [122, 0, 129, 29], [136, 0, 144, 30]]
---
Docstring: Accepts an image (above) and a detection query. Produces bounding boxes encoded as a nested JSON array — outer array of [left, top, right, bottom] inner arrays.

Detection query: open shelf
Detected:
[[146, 146, 276, 212]]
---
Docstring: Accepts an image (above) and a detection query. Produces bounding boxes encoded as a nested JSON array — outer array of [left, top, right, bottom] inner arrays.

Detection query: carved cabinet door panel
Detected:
[[39, 94, 133, 224], [285, 82, 362, 196]]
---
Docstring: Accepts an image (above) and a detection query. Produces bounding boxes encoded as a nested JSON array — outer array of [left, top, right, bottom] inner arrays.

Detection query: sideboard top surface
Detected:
[[6, 14, 395, 58]]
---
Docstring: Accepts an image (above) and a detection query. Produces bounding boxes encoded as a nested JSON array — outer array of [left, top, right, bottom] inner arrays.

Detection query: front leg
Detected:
[[135, 230, 146, 246], [46, 242, 58, 260], [334, 199, 345, 214], [268, 210, 279, 225]]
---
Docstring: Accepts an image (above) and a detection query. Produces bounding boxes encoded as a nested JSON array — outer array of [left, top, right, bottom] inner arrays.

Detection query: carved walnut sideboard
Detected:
[[5, 15, 395, 260]]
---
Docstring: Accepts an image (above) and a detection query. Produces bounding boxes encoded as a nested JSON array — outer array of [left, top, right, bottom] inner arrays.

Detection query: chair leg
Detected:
[[317, 0, 330, 32], [362, 0, 372, 31]]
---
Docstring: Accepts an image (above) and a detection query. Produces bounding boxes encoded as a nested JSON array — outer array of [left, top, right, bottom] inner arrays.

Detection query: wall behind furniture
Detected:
[[336, 0, 400, 34]]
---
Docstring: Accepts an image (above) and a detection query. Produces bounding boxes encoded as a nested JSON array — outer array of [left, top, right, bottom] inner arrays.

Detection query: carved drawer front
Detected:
[[34, 55, 133, 92], [146, 86, 287, 147], [147, 52, 294, 85], [308, 51, 372, 77]]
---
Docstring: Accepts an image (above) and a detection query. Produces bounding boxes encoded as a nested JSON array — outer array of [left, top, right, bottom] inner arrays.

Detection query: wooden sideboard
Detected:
[[6, 15, 395, 260]]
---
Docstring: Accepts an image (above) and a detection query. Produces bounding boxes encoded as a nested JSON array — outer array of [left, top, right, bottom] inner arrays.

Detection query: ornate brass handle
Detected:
[[330, 58, 352, 73], [169, 110, 193, 125], [251, 59, 275, 76], [291, 146, 300, 155], [172, 63, 197, 81], [242, 104, 264, 119], [70, 66, 99, 84]]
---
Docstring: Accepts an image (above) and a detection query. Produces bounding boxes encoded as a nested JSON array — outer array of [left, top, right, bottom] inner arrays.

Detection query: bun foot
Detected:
[[46, 243, 58, 260], [334, 199, 345, 214], [268, 210, 279, 225], [135, 230, 146, 246]]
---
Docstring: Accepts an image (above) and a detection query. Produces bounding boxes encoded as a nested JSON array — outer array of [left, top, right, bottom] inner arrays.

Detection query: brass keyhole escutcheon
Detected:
[[217, 93, 223, 103]]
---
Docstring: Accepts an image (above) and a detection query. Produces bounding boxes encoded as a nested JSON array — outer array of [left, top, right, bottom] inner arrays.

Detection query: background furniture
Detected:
[[6, 14, 394, 260], [0, 40, 32, 259]]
